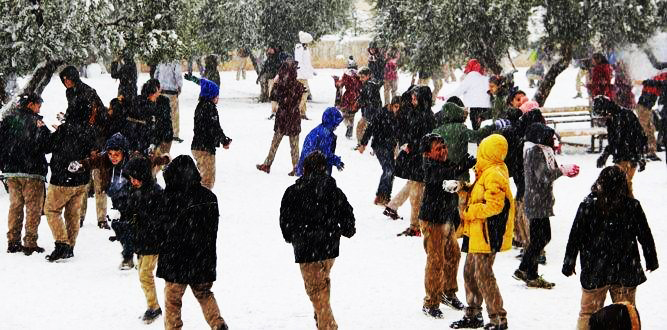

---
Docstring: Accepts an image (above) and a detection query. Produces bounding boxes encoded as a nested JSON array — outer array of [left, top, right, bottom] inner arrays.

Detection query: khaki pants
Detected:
[[636, 104, 656, 154], [7, 178, 45, 247], [513, 198, 530, 246], [79, 169, 107, 224], [164, 281, 226, 330], [383, 79, 398, 106], [192, 150, 216, 190], [576, 285, 636, 330], [464, 253, 507, 326], [615, 161, 637, 198], [420, 221, 460, 308], [298, 79, 310, 116], [575, 69, 588, 94], [268, 78, 277, 113], [236, 56, 248, 80], [355, 117, 368, 144], [263, 131, 300, 169], [300, 259, 337, 330], [163, 94, 180, 138], [45, 184, 87, 247], [152, 141, 172, 177], [138, 255, 160, 309], [387, 180, 424, 229]]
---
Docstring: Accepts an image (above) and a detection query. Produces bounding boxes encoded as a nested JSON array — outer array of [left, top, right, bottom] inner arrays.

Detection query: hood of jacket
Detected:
[[464, 59, 485, 75], [524, 122, 555, 147], [476, 134, 509, 175], [440, 102, 466, 123], [321, 107, 343, 131], [164, 155, 202, 190], [105, 132, 129, 154]]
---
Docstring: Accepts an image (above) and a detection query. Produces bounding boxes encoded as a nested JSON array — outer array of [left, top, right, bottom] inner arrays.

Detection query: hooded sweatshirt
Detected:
[[296, 107, 344, 176]]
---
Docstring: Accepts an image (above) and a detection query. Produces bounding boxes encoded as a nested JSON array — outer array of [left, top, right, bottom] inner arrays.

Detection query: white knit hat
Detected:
[[298, 31, 313, 44]]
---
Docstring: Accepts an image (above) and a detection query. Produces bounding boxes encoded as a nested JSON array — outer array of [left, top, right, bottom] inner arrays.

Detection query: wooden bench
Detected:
[[542, 106, 607, 153]]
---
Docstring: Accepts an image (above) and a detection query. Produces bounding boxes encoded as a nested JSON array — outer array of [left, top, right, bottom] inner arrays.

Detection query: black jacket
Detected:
[[258, 52, 281, 80], [419, 157, 473, 226], [395, 86, 436, 182], [563, 193, 658, 290], [357, 80, 382, 120], [500, 109, 545, 199], [360, 105, 398, 151], [0, 107, 51, 178], [604, 107, 647, 164], [123, 157, 163, 255], [280, 173, 356, 263], [64, 80, 106, 129], [191, 100, 231, 154], [110, 59, 138, 102], [49, 122, 96, 186], [154, 95, 173, 143], [157, 155, 220, 284], [124, 96, 159, 153], [368, 53, 385, 82]]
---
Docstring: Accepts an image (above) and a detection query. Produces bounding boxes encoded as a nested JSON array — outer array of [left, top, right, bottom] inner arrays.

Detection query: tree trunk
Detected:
[[534, 44, 573, 107], [1, 60, 64, 117]]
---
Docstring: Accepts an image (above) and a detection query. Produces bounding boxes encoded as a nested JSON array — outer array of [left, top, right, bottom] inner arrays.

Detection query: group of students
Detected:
[[0, 64, 232, 329]]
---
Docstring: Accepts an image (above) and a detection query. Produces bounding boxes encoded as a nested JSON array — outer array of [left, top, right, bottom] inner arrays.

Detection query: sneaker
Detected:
[[7, 241, 23, 253], [98, 221, 110, 230], [45, 242, 71, 262], [526, 275, 555, 289], [647, 153, 662, 161], [23, 245, 45, 256], [119, 257, 134, 270], [173, 137, 184, 143], [397, 227, 421, 237], [256, 164, 270, 174], [441, 294, 465, 310], [422, 306, 444, 319], [142, 308, 162, 324], [383, 207, 402, 220], [483, 323, 508, 330], [450, 313, 484, 329]]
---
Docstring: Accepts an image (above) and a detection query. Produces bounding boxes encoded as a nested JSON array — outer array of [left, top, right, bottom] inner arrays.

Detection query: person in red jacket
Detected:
[[334, 62, 362, 139], [587, 53, 614, 99]]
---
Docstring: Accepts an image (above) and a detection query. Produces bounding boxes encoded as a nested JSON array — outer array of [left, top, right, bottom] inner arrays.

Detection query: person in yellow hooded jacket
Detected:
[[450, 134, 514, 330]]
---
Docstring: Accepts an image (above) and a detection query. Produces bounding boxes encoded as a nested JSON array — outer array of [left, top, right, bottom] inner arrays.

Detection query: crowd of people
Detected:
[[0, 34, 662, 330]]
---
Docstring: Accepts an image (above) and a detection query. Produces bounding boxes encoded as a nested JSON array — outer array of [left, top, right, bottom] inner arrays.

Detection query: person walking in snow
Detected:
[[0, 93, 51, 255], [450, 134, 514, 330], [257, 45, 284, 114], [418, 133, 475, 319], [110, 50, 138, 103], [447, 59, 491, 130], [295, 31, 315, 120], [257, 61, 305, 176], [334, 62, 362, 139], [562, 166, 658, 330], [358, 96, 401, 206], [280, 151, 356, 330], [191, 79, 231, 189], [295, 107, 344, 177], [235, 47, 250, 81], [154, 60, 184, 143], [512, 123, 579, 289], [355, 67, 383, 144], [158, 155, 229, 330]]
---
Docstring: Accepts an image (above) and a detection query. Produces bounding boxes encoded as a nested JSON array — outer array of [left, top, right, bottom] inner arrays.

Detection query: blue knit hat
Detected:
[[199, 79, 220, 101]]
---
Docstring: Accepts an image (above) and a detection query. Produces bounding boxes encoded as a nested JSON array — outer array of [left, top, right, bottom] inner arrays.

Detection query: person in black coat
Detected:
[[157, 155, 228, 330], [0, 93, 51, 254], [593, 96, 647, 197], [367, 44, 385, 83], [59, 66, 106, 132], [257, 45, 283, 102], [355, 67, 384, 143], [44, 121, 97, 262], [110, 52, 138, 103], [358, 96, 400, 205], [124, 79, 163, 154], [122, 156, 164, 323], [562, 166, 658, 330], [280, 151, 356, 330]]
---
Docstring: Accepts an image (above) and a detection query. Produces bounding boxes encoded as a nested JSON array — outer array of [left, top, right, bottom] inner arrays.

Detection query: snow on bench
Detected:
[[542, 105, 606, 153]]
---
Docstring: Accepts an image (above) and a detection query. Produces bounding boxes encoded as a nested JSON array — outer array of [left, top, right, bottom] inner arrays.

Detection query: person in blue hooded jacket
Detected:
[[295, 107, 344, 176]]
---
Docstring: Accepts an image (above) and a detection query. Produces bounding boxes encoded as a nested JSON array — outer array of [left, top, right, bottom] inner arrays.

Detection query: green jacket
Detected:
[[432, 103, 496, 181]]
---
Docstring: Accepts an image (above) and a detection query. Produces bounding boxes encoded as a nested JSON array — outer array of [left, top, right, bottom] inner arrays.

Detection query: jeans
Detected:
[[375, 147, 395, 198], [518, 217, 551, 279]]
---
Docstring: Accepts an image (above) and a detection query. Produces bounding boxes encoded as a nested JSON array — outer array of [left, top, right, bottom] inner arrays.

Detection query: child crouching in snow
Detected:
[[513, 123, 579, 289], [295, 107, 345, 176]]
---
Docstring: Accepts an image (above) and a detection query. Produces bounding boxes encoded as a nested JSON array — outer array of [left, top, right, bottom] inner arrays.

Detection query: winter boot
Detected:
[[526, 275, 555, 289], [119, 257, 134, 270], [23, 245, 45, 256], [483, 322, 508, 330], [450, 313, 484, 329], [142, 307, 162, 324], [256, 164, 270, 174], [382, 207, 402, 220], [422, 306, 444, 319], [345, 126, 353, 139], [7, 241, 23, 253], [441, 294, 465, 310], [45, 242, 71, 262], [397, 227, 421, 237]]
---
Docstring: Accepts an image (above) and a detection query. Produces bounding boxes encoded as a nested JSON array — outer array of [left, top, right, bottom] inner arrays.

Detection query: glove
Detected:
[[638, 159, 646, 172], [559, 164, 580, 177], [596, 154, 608, 168], [67, 161, 82, 173], [107, 209, 121, 222], [443, 180, 462, 193], [562, 263, 576, 277], [463, 154, 477, 169], [184, 72, 193, 81], [494, 119, 511, 130], [336, 163, 345, 171]]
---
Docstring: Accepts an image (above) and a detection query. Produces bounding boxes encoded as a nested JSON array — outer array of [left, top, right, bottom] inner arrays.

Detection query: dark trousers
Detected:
[[518, 217, 551, 279], [375, 147, 395, 198], [111, 219, 134, 260], [469, 107, 488, 130]]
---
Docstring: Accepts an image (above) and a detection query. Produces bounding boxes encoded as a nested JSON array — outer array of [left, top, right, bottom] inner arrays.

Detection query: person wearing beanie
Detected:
[[295, 107, 344, 177], [191, 79, 231, 189], [563, 166, 657, 330], [513, 123, 579, 289], [295, 31, 315, 119]]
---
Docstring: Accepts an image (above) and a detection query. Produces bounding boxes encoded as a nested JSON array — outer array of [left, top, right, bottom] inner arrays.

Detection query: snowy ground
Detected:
[[1, 67, 665, 329]]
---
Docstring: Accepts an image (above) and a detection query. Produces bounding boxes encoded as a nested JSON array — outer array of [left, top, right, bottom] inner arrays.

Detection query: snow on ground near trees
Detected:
[[1, 68, 666, 329]]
